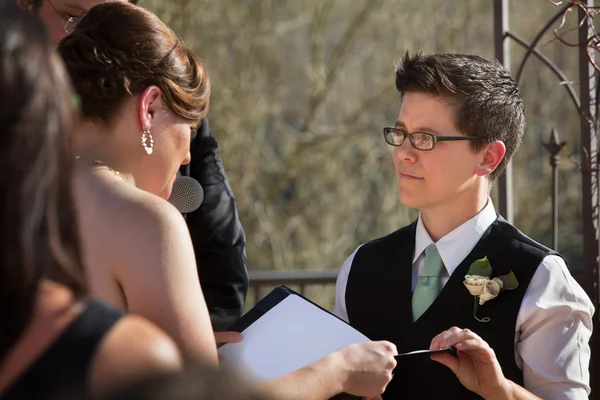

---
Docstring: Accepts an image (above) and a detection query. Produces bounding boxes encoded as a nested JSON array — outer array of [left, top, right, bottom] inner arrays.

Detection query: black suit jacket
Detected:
[[181, 118, 248, 331]]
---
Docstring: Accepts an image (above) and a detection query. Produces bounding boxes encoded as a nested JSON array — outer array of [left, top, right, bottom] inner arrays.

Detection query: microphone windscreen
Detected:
[[168, 175, 204, 214]]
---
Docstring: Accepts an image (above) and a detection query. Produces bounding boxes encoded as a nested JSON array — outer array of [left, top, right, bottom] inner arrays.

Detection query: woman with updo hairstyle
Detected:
[[59, 3, 401, 398], [0, 2, 182, 399], [58, 1, 218, 365]]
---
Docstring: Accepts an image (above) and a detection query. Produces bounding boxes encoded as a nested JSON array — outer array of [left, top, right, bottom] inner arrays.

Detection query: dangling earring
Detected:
[[141, 128, 154, 155]]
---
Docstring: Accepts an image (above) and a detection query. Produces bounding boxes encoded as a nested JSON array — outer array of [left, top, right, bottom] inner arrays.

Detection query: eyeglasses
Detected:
[[383, 127, 480, 151], [47, 0, 83, 34]]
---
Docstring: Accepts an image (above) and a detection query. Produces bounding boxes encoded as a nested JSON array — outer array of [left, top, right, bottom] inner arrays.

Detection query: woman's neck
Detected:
[[73, 121, 136, 186]]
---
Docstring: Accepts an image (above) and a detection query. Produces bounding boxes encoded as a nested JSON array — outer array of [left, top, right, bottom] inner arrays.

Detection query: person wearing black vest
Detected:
[[334, 53, 594, 399]]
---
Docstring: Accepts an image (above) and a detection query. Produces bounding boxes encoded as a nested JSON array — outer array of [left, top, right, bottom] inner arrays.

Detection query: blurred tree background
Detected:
[[143, 0, 592, 308]]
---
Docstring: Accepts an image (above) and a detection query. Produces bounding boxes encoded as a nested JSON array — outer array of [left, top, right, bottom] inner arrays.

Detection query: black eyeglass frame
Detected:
[[383, 126, 480, 151]]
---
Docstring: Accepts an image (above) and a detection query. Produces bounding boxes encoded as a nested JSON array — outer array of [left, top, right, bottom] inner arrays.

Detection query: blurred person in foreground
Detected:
[[334, 52, 594, 399], [59, 2, 397, 398], [93, 364, 274, 400], [0, 3, 182, 399], [19, 0, 248, 333]]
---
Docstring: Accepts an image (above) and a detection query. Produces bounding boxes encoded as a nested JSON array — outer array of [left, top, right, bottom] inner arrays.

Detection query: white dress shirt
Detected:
[[334, 200, 594, 399]]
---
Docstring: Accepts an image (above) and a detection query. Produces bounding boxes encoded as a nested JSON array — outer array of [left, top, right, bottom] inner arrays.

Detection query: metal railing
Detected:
[[248, 269, 338, 305]]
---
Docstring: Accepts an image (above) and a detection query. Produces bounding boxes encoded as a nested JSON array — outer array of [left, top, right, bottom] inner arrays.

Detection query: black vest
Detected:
[[346, 217, 554, 399]]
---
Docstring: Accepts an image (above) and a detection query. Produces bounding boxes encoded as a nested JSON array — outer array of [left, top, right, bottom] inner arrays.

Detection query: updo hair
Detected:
[[58, 2, 210, 127]]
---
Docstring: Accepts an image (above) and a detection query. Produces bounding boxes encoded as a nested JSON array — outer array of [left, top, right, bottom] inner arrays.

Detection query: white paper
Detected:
[[218, 294, 370, 382]]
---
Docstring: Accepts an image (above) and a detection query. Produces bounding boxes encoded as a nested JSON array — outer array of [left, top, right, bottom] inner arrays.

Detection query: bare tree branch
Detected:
[[301, 0, 383, 133]]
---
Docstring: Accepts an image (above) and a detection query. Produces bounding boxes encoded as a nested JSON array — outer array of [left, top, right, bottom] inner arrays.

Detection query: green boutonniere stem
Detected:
[[473, 296, 491, 323]]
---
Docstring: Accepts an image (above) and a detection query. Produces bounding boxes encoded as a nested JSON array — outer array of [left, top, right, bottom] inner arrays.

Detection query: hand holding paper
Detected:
[[215, 331, 243, 346], [217, 287, 398, 398], [336, 341, 397, 396], [218, 292, 372, 381], [429, 327, 540, 399]]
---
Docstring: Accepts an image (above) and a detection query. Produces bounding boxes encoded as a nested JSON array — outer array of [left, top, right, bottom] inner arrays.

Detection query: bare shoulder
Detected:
[[110, 184, 186, 235], [89, 314, 183, 396], [74, 175, 189, 256], [93, 184, 191, 260]]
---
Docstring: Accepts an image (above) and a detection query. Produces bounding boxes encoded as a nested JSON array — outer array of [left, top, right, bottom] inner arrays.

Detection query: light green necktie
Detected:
[[412, 244, 445, 322]]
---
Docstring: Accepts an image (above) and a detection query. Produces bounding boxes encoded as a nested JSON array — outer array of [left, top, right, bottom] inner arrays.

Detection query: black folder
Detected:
[[226, 285, 362, 400], [227, 285, 353, 332]]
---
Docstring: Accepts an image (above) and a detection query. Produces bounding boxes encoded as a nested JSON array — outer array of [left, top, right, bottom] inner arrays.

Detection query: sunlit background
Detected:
[[144, 0, 590, 308]]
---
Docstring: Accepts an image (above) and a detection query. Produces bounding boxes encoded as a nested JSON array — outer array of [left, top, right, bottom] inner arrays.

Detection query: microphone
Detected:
[[168, 174, 204, 214]]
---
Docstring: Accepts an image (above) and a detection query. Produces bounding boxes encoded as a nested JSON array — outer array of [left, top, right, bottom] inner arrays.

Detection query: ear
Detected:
[[475, 141, 506, 177], [138, 86, 162, 131]]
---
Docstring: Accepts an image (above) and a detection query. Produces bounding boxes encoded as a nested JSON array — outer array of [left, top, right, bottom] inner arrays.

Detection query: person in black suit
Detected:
[[182, 118, 249, 331]]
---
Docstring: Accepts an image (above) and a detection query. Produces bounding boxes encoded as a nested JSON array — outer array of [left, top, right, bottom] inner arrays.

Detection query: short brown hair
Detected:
[[58, 2, 209, 127], [395, 52, 525, 181]]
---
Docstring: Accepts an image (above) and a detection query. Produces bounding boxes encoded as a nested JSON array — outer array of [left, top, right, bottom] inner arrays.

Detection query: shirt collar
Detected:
[[413, 199, 497, 276]]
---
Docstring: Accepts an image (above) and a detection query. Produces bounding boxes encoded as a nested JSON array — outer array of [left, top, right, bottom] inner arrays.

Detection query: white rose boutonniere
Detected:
[[463, 256, 519, 323]]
